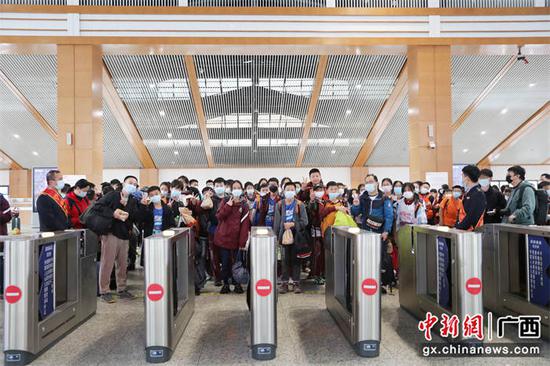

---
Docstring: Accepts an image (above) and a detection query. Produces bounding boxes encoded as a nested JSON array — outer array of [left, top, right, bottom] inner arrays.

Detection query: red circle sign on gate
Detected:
[[147, 283, 164, 302], [465, 277, 482, 295], [255, 279, 272, 297], [5, 285, 22, 304], [362, 278, 378, 296]]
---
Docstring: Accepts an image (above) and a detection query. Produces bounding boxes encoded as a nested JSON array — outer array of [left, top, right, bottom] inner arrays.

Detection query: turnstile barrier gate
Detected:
[[480, 224, 549, 339], [249, 227, 277, 361], [398, 225, 483, 342], [325, 227, 381, 357], [144, 228, 195, 363], [2, 229, 98, 365]]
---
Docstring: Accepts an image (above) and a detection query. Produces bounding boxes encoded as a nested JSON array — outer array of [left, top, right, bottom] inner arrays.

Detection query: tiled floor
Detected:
[[1, 270, 548, 365]]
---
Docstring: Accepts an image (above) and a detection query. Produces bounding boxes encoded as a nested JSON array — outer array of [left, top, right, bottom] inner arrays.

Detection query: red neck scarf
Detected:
[[41, 187, 68, 217]]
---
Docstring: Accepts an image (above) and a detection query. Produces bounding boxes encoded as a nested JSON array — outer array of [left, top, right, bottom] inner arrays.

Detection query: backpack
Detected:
[[82, 202, 112, 236], [517, 185, 548, 226]]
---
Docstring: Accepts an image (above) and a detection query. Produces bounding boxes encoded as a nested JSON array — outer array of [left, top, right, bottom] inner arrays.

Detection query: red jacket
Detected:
[[65, 191, 90, 229], [214, 198, 251, 250]]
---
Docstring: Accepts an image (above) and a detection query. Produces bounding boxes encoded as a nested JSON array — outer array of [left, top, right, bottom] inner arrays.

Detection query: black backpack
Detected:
[[517, 185, 549, 226]]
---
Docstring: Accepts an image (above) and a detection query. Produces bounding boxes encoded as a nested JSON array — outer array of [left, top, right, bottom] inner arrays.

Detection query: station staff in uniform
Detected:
[[455, 165, 486, 231], [37, 169, 70, 232]]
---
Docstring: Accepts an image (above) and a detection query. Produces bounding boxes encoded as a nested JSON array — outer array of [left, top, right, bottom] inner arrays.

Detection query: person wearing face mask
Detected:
[[308, 184, 326, 284], [214, 180, 251, 294], [262, 181, 281, 228], [392, 181, 404, 203], [418, 182, 435, 225], [37, 169, 71, 232], [381, 178, 393, 200], [65, 179, 91, 229], [502, 165, 536, 225], [395, 183, 427, 229], [320, 181, 350, 235], [244, 181, 257, 210], [205, 179, 214, 189], [298, 168, 323, 204], [93, 175, 148, 303], [455, 165, 486, 231], [143, 186, 175, 237], [351, 174, 394, 241], [159, 181, 171, 204], [274, 182, 309, 294], [438, 186, 464, 228], [358, 183, 366, 196], [224, 179, 234, 195], [478, 169, 507, 224], [196, 177, 227, 287], [252, 183, 276, 226]]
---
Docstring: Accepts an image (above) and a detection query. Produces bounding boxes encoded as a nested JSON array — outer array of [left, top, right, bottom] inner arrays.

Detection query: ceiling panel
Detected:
[[104, 54, 208, 168], [491, 117, 550, 165], [0, 54, 57, 131], [0, 81, 56, 168], [453, 55, 550, 164], [103, 101, 142, 168], [303, 54, 406, 166], [194, 55, 319, 166], [366, 96, 409, 166], [451, 55, 511, 122]]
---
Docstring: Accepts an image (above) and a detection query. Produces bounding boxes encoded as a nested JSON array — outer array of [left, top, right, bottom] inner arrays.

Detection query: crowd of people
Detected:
[[22, 165, 550, 303]]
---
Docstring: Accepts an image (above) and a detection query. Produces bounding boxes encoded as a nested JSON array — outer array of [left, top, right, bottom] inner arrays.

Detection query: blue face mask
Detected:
[[123, 183, 137, 195], [365, 183, 376, 193], [232, 189, 243, 198], [328, 192, 339, 200], [56, 179, 65, 191], [453, 191, 462, 199], [76, 190, 88, 198], [150, 195, 161, 204], [479, 178, 490, 187], [284, 191, 296, 200], [214, 187, 225, 196], [171, 190, 181, 199], [394, 186, 402, 195]]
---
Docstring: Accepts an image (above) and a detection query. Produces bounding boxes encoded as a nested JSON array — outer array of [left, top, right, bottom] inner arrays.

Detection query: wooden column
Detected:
[[350, 167, 369, 189], [9, 169, 32, 198], [57, 45, 103, 185], [407, 46, 452, 182], [140, 169, 159, 188]]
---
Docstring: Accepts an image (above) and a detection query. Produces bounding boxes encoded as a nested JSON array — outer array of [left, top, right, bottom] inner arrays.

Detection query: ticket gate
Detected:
[[249, 227, 277, 361], [480, 224, 549, 339], [398, 225, 483, 342], [325, 227, 381, 357], [144, 228, 195, 363], [2, 229, 98, 365]]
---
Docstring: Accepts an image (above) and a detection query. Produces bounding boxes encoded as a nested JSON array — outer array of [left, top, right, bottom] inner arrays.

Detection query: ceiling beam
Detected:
[[0, 148, 23, 170], [102, 63, 156, 169], [184, 55, 214, 168], [0, 68, 57, 140], [296, 55, 328, 167], [353, 61, 408, 167], [478, 101, 550, 167], [452, 55, 516, 133]]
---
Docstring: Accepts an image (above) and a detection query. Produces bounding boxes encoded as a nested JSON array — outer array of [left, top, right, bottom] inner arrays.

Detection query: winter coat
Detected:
[[214, 198, 251, 250], [65, 191, 90, 229]]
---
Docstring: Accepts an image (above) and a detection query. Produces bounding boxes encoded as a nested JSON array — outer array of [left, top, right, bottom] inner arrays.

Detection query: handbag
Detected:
[[294, 227, 312, 259], [281, 229, 294, 245], [83, 203, 112, 236], [201, 196, 213, 210], [365, 215, 384, 231], [333, 211, 358, 228], [232, 250, 249, 285]]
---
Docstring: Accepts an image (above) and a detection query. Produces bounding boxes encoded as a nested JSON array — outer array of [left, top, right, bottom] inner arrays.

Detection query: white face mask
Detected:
[[382, 185, 392, 193], [338, 188, 345, 195], [403, 191, 414, 200], [314, 191, 324, 199], [259, 191, 267, 197], [420, 187, 429, 195], [246, 188, 255, 196]]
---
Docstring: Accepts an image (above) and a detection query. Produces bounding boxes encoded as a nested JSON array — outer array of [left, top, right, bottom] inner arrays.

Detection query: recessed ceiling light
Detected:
[[355, 84, 361, 89], [149, 83, 155, 88], [529, 83, 536, 87], [32, 151, 39, 156], [199, 68, 204, 74], [159, 110, 166, 117], [480, 130, 486, 135], [501, 108, 508, 115], [167, 132, 173, 138], [174, 151, 179, 155], [337, 132, 343, 137], [345, 110, 352, 115], [331, 150, 336, 154], [462, 148, 469, 153], [13, 134, 20, 139]]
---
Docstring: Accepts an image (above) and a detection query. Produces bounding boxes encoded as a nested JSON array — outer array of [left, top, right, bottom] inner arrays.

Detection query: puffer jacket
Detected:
[[351, 190, 394, 234]]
